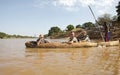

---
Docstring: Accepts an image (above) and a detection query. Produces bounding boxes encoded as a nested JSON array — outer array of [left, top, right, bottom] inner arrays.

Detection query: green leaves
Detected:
[[48, 26, 62, 36], [116, 1, 120, 21], [66, 24, 74, 31]]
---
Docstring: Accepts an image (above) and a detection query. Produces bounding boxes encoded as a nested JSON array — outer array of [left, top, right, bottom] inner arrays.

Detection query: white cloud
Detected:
[[34, 0, 52, 8], [34, 0, 119, 15], [52, 0, 118, 14], [53, 0, 77, 7]]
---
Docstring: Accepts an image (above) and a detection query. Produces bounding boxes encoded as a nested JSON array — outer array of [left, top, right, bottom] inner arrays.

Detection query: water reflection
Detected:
[[0, 39, 120, 75], [25, 46, 120, 75]]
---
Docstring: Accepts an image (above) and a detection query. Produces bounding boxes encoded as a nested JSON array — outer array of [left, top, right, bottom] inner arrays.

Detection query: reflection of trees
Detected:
[[25, 48, 45, 61], [25, 47, 120, 75], [113, 46, 120, 75], [99, 47, 120, 75], [25, 48, 93, 63], [69, 48, 92, 63]]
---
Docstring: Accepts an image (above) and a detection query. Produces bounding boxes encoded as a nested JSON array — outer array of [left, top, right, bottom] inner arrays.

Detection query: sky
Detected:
[[0, 0, 119, 36]]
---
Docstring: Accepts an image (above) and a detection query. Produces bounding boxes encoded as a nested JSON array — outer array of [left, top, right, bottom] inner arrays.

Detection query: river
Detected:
[[0, 39, 120, 75]]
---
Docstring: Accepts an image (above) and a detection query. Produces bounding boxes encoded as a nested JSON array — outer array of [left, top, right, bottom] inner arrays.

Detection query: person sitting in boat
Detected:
[[77, 31, 90, 42], [37, 34, 49, 45], [103, 22, 110, 42], [68, 31, 78, 43], [25, 34, 49, 48]]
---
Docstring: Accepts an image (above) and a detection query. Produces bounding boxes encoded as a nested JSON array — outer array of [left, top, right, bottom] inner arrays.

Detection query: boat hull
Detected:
[[25, 40, 119, 48], [98, 40, 119, 46], [25, 41, 98, 48]]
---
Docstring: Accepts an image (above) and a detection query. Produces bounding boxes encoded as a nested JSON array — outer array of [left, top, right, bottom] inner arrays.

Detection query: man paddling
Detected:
[[103, 22, 110, 42]]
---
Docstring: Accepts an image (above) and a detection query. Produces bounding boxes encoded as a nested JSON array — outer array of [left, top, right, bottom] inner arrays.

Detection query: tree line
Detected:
[[0, 32, 34, 39], [48, 1, 120, 37], [48, 13, 117, 37]]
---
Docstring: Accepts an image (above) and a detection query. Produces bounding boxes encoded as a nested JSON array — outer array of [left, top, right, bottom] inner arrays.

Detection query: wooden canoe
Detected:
[[25, 41, 98, 48], [25, 40, 119, 48]]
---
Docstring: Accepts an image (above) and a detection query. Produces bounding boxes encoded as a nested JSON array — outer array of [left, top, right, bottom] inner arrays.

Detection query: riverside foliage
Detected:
[[0, 32, 34, 39]]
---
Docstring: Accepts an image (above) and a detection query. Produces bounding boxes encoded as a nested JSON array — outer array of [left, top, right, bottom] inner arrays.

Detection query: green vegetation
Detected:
[[66, 24, 74, 31], [116, 1, 120, 21], [48, 26, 62, 36], [76, 24, 82, 28], [0, 32, 34, 39], [82, 22, 95, 29], [47, 12, 120, 39], [0, 32, 7, 39]]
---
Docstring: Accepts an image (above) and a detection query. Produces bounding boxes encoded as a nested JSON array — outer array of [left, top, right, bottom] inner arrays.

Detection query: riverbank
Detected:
[[49, 21, 120, 41]]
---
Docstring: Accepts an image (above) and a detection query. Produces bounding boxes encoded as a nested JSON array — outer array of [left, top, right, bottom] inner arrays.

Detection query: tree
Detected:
[[48, 26, 62, 36], [112, 15, 118, 21], [66, 24, 74, 31], [82, 22, 95, 29], [0, 32, 7, 38], [96, 13, 112, 25], [76, 24, 82, 28], [116, 1, 120, 21]]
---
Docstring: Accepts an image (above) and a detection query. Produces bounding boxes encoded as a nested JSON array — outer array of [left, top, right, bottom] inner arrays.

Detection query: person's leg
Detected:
[[108, 31, 110, 41], [105, 32, 108, 42]]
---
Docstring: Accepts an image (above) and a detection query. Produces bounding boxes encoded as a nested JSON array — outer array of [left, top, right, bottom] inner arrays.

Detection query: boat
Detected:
[[25, 40, 119, 48], [25, 41, 98, 48]]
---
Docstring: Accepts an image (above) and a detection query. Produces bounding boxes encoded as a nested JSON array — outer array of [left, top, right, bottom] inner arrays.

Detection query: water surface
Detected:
[[0, 39, 120, 75]]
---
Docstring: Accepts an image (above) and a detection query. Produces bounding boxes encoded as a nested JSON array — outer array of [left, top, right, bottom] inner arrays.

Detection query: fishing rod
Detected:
[[88, 5, 104, 41]]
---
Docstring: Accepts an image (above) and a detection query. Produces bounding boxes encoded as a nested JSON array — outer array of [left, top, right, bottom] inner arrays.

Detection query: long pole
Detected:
[[88, 5, 104, 41]]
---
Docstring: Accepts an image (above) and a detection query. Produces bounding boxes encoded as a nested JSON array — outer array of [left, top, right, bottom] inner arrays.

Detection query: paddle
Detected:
[[88, 5, 106, 47]]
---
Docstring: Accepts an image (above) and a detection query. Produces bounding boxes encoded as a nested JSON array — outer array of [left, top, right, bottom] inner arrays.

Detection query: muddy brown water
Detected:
[[0, 39, 120, 75]]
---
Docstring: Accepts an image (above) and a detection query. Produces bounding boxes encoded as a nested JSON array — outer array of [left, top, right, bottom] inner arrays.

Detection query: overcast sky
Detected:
[[0, 0, 119, 36]]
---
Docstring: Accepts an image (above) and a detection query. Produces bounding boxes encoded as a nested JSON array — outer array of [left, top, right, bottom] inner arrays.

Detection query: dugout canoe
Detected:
[[25, 40, 119, 48], [25, 41, 98, 48]]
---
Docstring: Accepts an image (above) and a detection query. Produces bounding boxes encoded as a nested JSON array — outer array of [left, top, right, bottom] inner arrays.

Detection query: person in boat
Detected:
[[68, 31, 78, 43], [26, 34, 49, 48], [103, 22, 110, 42], [37, 34, 49, 45], [77, 31, 90, 42]]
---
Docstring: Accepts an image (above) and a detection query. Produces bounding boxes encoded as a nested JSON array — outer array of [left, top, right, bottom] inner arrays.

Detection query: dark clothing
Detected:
[[27, 38, 49, 48], [103, 22, 110, 42], [105, 31, 110, 42], [37, 38, 49, 44], [77, 34, 88, 42], [28, 41, 37, 48]]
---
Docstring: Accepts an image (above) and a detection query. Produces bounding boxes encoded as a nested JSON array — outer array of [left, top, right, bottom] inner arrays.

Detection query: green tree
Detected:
[[116, 1, 120, 21], [112, 15, 118, 21], [0, 32, 7, 38], [76, 24, 82, 28], [66, 24, 74, 31], [82, 22, 95, 29], [48, 26, 62, 36], [96, 13, 112, 25]]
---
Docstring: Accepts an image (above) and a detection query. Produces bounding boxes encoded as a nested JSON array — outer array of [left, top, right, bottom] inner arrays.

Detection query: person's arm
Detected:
[[36, 38, 40, 42], [37, 39, 42, 45], [84, 35, 91, 42]]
